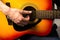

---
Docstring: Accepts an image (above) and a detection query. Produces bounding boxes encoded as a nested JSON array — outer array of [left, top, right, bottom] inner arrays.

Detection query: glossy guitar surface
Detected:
[[0, 0, 53, 40]]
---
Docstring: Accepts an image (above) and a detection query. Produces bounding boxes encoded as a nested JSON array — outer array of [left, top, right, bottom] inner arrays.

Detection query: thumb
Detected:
[[19, 10, 32, 14]]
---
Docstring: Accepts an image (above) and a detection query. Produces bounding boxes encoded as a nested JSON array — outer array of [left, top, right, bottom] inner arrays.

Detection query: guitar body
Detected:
[[0, 0, 53, 40]]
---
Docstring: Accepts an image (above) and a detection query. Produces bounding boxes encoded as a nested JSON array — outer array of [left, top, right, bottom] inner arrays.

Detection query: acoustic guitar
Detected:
[[0, 0, 59, 40]]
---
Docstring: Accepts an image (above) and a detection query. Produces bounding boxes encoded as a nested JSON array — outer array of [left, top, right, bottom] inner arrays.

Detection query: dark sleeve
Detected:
[[53, 0, 60, 7]]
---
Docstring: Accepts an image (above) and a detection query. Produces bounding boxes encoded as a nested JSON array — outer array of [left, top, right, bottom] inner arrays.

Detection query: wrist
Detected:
[[2, 6, 11, 15], [0, 1, 10, 15], [5, 7, 11, 15]]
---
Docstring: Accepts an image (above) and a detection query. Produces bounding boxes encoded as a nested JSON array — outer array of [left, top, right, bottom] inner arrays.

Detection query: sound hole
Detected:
[[13, 6, 40, 31], [23, 6, 36, 21]]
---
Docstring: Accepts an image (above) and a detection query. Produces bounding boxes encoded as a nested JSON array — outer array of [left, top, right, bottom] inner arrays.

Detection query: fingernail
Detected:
[[29, 11, 32, 13]]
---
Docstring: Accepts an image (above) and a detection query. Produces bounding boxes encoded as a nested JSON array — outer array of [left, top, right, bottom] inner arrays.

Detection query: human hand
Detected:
[[7, 8, 31, 26]]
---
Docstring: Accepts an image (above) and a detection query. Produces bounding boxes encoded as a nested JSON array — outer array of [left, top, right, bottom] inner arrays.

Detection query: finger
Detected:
[[13, 15, 23, 24], [17, 23, 25, 26], [15, 17, 23, 23], [17, 21, 28, 26], [15, 16, 29, 25], [20, 10, 32, 14], [23, 16, 30, 21]]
